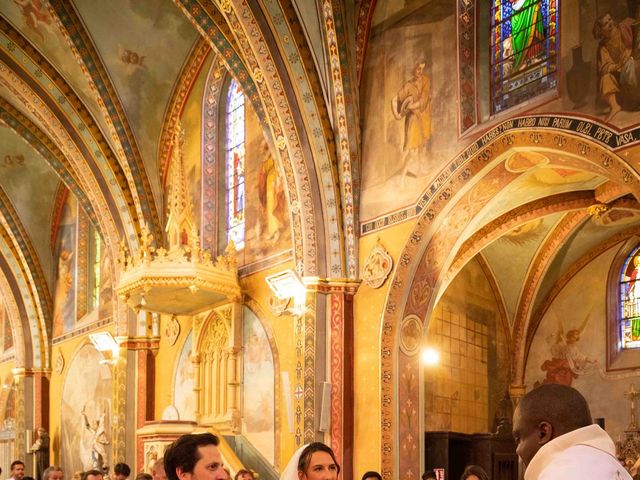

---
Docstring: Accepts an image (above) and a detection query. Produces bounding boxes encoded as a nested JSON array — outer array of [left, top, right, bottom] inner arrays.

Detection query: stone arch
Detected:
[[379, 116, 640, 478], [0, 186, 50, 369], [177, 1, 347, 278]]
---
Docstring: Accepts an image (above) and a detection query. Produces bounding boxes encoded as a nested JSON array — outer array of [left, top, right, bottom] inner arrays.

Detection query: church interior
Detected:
[[1, 0, 640, 479]]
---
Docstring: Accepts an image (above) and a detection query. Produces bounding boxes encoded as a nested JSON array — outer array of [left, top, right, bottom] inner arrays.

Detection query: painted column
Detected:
[[119, 335, 159, 471], [304, 278, 360, 478]]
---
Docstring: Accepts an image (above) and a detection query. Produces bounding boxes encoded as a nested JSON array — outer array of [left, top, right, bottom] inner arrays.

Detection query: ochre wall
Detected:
[[353, 221, 415, 475], [425, 258, 509, 434]]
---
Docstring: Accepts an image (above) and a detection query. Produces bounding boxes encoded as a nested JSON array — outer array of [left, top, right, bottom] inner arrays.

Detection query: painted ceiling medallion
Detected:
[[400, 315, 422, 356], [116, 124, 241, 316], [164, 315, 180, 346], [362, 240, 393, 289]]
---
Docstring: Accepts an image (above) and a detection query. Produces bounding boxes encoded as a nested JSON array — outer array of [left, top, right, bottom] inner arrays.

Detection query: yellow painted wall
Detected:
[[181, 51, 214, 231], [240, 259, 297, 471], [154, 314, 194, 418], [353, 220, 416, 476], [150, 258, 299, 471]]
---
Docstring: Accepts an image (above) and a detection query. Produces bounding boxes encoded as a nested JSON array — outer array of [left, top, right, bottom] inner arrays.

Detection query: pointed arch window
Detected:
[[225, 79, 245, 250], [490, 0, 558, 114], [620, 247, 640, 349]]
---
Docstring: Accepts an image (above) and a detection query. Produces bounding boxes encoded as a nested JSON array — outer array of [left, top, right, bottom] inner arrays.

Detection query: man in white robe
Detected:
[[512, 384, 631, 479]]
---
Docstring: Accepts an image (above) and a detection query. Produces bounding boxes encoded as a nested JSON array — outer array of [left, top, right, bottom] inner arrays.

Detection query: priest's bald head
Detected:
[[512, 384, 593, 466]]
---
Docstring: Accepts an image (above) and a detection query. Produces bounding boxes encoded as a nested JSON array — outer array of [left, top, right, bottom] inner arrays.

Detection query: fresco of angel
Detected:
[[536, 310, 597, 387]]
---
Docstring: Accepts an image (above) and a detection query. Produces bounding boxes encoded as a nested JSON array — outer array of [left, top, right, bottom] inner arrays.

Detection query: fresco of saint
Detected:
[[593, 12, 640, 121], [391, 61, 431, 179]]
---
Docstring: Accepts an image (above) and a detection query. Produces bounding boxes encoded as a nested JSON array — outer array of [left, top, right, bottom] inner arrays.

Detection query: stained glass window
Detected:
[[225, 79, 245, 250], [490, 0, 558, 114], [620, 247, 640, 349]]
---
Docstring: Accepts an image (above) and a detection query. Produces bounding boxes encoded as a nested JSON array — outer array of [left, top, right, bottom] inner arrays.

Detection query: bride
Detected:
[[280, 443, 340, 480]]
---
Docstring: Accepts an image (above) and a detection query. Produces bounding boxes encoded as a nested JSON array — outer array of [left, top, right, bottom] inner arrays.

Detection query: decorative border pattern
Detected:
[[76, 208, 90, 320], [355, 0, 376, 83], [379, 122, 639, 478], [362, 116, 640, 235], [160, 37, 212, 182], [237, 249, 293, 278], [50, 183, 69, 254], [254, 0, 344, 277], [51, 316, 111, 345], [457, 0, 477, 134], [303, 292, 316, 442], [201, 56, 226, 255], [330, 293, 344, 467], [0, 238, 42, 367], [0, 263, 26, 367], [173, 1, 266, 130], [0, 187, 51, 368], [321, 0, 359, 279], [0, 25, 133, 253]]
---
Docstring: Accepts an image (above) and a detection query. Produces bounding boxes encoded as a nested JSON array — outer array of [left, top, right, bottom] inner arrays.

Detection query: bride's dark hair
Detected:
[[297, 442, 341, 476]]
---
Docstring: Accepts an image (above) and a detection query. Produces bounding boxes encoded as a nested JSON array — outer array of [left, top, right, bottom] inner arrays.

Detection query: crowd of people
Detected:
[[4, 385, 632, 480]]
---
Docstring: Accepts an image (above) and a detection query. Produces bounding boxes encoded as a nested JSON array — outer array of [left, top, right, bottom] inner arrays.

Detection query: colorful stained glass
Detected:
[[225, 79, 245, 249], [620, 248, 640, 349], [490, 0, 558, 114]]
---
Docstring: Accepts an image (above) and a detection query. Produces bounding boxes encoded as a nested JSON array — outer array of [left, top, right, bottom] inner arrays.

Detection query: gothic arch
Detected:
[[177, 1, 349, 278], [379, 115, 640, 478]]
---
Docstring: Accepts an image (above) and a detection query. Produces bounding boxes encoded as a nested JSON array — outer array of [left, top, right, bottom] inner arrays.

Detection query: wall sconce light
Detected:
[[421, 347, 440, 366], [89, 332, 119, 365], [265, 270, 307, 317]]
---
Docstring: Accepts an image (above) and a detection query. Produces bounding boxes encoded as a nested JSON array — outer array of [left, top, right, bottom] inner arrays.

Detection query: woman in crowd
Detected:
[[281, 442, 340, 480], [460, 465, 489, 480]]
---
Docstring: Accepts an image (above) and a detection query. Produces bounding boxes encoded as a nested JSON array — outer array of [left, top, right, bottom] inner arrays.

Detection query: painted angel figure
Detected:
[[82, 405, 109, 470], [537, 312, 597, 386]]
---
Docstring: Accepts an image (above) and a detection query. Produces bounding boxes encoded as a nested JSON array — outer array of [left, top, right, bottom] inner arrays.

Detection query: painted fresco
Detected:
[[98, 246, 113, 320], [241, 106, 291, 267], [174, 332, 195, 421], [360, 0, 462, 221], [242, 307, 275, 465], [73, 0, 198, 201], [0, 127, 60, 289], [559, 0, 640, 126], [360, 1, 640, 222], [60, 343, 112, 474], [2, 0, 115, 161], [1, 303, 12, 352], [52, 195, 77, 338], [524, 249, 634, 441], [483, 215, 562, 325], [472, 0, 640, 127]]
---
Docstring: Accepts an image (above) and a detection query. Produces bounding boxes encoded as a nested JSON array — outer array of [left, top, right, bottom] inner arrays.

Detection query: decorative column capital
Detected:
[[117, 335, 160, 352], [302, 277, 361, 295]]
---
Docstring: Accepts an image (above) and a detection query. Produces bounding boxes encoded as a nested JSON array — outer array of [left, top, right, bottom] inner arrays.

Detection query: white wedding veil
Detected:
[[279, 444, 309, 480]]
